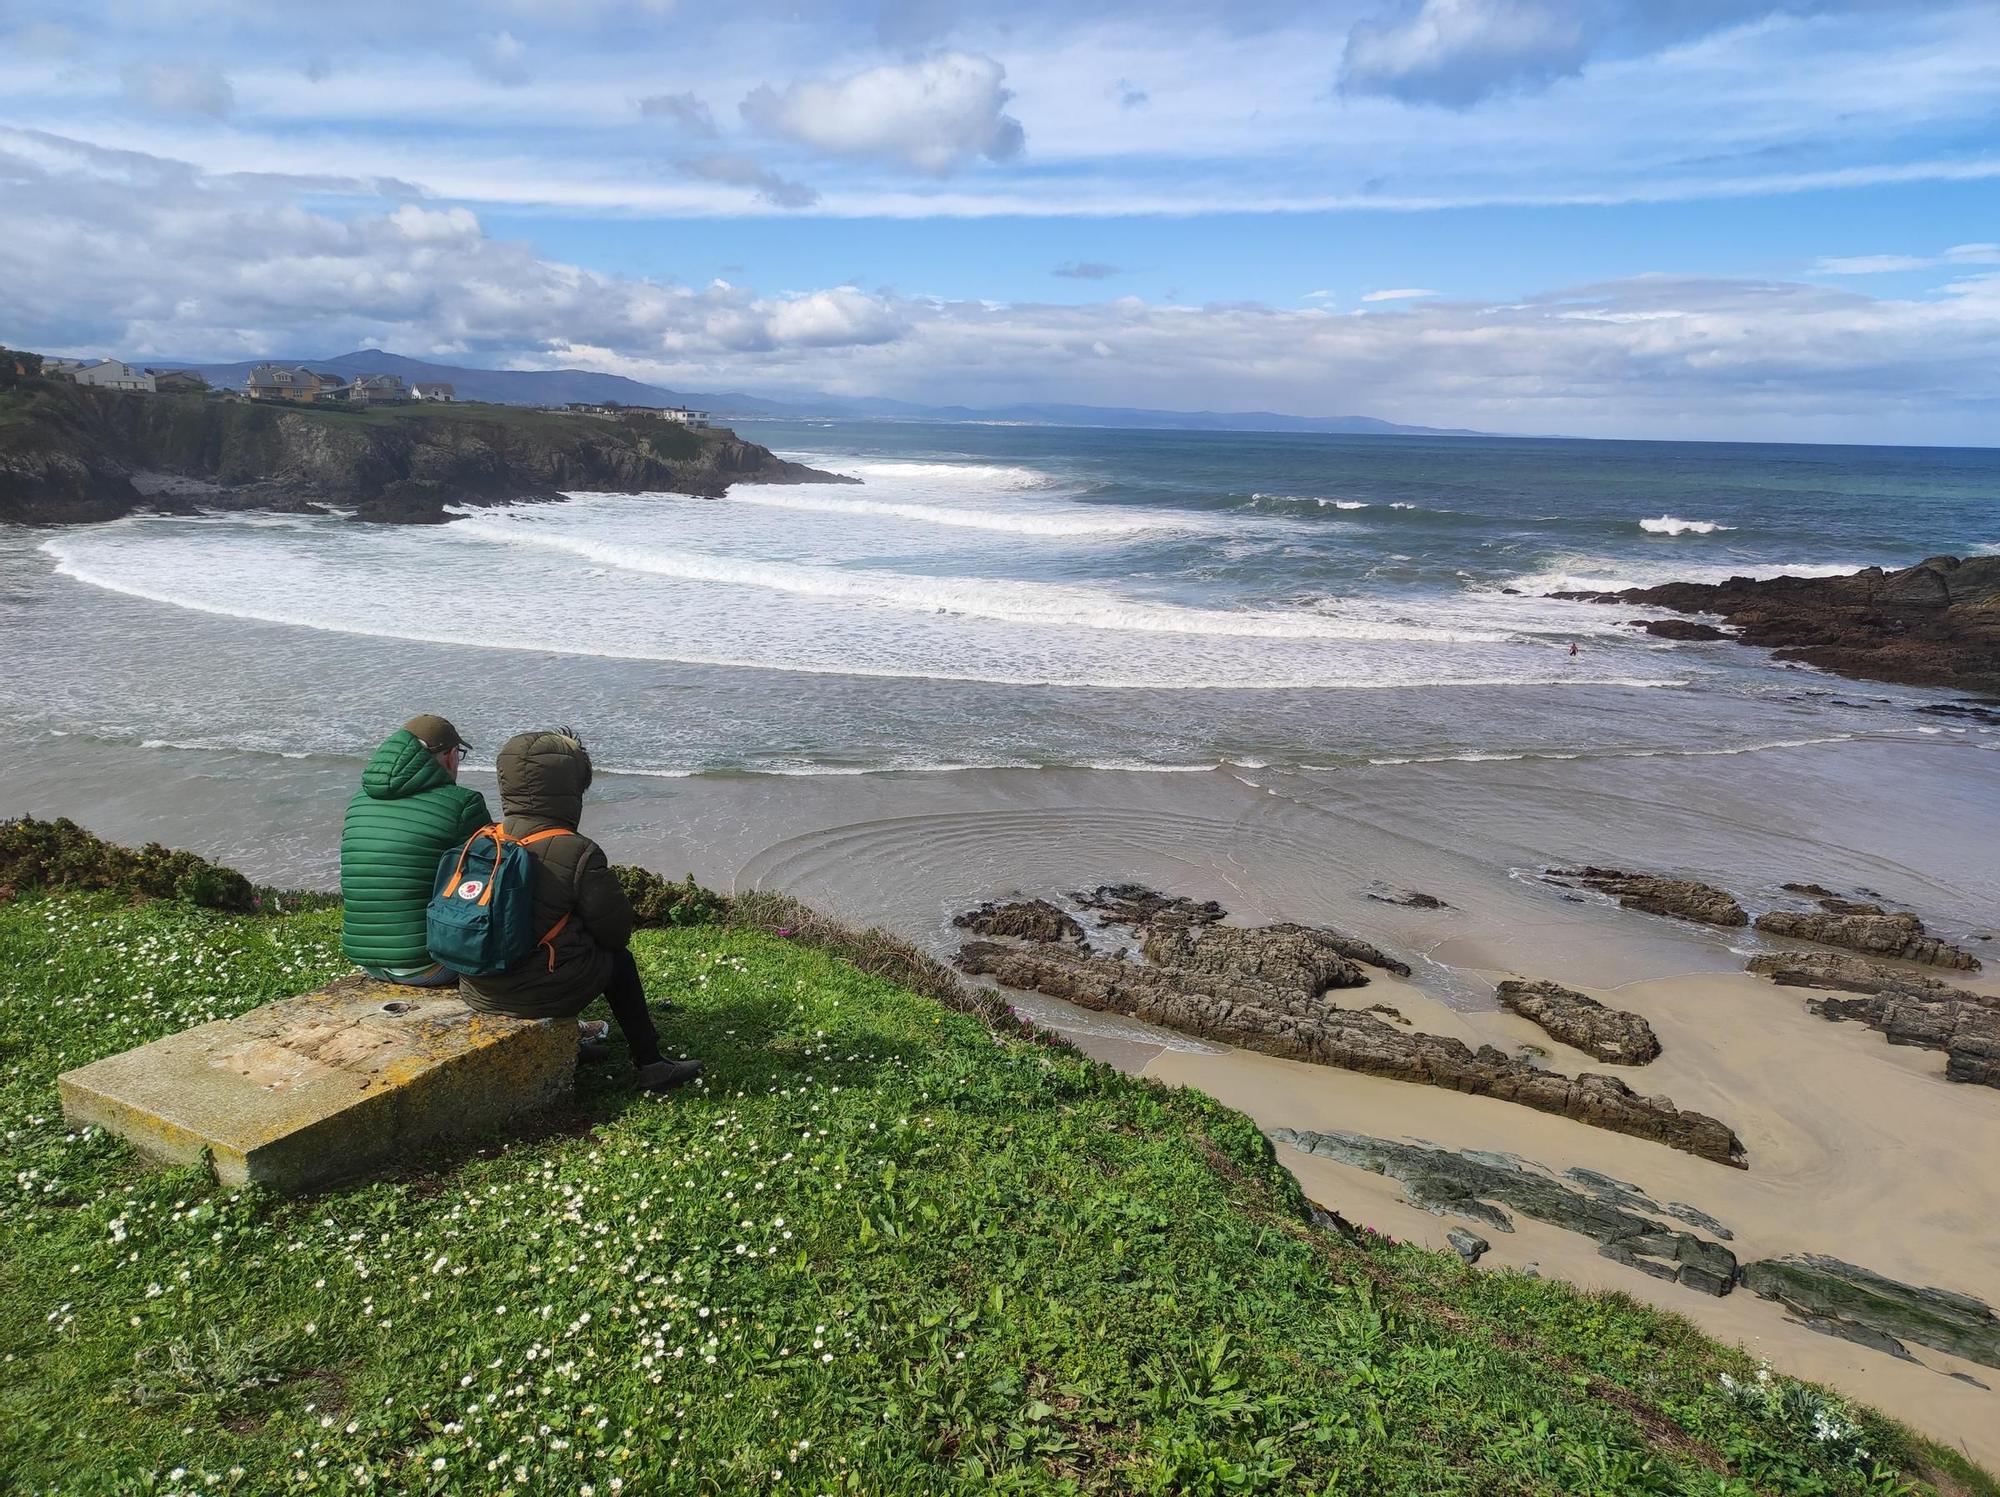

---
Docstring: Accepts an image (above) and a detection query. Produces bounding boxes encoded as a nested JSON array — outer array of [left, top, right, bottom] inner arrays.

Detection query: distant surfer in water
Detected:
[[1568, 642, 1579, 657]]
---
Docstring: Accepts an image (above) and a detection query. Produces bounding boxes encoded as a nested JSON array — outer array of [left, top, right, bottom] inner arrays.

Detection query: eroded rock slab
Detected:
[[1739, 1255, 2000, 1369], [960, 938, 1745, 1164], [1747, 951, 1982, 1002], [1808, 993, 2000, 1088], [1547, 867, 1747, 927], [1497, 979, 1661, 1065], [1071, 884, 1224, 929], [1272, 1128, 1739, 1293], [951, 899, 1085, 945], [1754, 909, 1981, 971]]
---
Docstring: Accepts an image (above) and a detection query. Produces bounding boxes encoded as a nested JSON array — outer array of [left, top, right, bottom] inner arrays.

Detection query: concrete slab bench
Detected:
[[57, 975, 577, 1193]]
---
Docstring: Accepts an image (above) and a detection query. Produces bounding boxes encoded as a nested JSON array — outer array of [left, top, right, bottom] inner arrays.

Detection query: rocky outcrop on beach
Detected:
[[1553, 555, 2000, 694], [1807, 991, 2000, 1088], [1271, 1130, 1740, 1294], [1747, 951, 1975, 1000], [1071, 884, 1225, 930], [1546, 867, 1748, 928], [1747, 952, 1999, 1087], [0, 377, 847, 525], [956, 887, 1745, 1165], [1739, 1255, 2000, 1368], [1753, 909, 1981, 971], [951, 898, 1086, 945], [1496, 979, 1661, 1065], [1632, 619, 1728, 642]]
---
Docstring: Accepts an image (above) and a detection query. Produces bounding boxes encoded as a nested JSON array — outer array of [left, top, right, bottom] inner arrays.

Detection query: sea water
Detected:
[[11, 422, 1996, 778]]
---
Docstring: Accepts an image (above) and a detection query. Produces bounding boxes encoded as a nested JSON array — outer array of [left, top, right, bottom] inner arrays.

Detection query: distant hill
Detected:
[[155, 349, 1485, 436]]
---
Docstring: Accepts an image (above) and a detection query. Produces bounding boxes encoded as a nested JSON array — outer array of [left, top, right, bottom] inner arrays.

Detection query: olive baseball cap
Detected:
[[403, 714, 469, 753]]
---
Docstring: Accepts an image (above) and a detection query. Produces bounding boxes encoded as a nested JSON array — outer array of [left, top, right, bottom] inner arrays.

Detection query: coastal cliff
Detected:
[[1556, 555, 2000, 694], [0, 377, 845, 525]]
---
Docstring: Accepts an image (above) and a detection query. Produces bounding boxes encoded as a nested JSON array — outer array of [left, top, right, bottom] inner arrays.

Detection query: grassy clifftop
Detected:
[[1, 890, 1992, 1495], [0, 377, 834, 523]]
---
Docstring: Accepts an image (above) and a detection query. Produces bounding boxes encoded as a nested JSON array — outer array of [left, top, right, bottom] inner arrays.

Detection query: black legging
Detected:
[[601, 947, 664, 1066]]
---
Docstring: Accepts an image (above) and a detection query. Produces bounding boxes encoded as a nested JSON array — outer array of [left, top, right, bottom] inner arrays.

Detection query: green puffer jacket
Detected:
[[339, 729, 492, 970], [460, 731, 635, 1019]]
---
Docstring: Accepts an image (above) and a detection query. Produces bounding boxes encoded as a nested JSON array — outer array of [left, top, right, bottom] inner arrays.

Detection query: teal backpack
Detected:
[[426, 824, 570, 977]]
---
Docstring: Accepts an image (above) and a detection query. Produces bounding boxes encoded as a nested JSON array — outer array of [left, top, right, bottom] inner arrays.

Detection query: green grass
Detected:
[[1, 892, 1991, 1496]]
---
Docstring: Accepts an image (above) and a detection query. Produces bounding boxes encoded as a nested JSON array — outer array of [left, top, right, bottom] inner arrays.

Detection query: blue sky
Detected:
[[3, 0, 1998, 442]]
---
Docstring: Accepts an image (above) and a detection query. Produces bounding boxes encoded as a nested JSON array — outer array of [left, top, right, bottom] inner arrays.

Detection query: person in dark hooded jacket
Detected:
[[459, 728, 701, 1091]]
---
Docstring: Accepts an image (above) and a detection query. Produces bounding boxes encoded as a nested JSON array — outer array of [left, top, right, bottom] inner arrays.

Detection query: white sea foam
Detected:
[[1361, 733, 1859, 767], [723, 489, 1169, 538], [846, 460, 1052, 489], [1640, 515, 1737, 536], [447, 518, 1512, 644], [1496, 558, 1859, 594], [1249, 493, 1370, 510]]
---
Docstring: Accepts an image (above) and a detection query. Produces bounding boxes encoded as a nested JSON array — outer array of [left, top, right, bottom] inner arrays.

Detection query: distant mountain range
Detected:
[[159, 349, 1485, 437]]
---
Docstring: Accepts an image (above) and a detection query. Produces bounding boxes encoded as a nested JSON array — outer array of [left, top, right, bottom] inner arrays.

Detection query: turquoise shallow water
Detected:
[[8, 421, 1998, 779]]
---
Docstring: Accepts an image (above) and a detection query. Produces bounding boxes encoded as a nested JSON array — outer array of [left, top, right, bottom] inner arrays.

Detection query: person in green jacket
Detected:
[[460, 728, 701, 1091], [340, 714, 491, 985]]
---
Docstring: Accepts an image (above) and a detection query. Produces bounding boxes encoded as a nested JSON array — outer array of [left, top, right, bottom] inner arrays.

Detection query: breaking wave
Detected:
[[1640, 515, 1737, 536]]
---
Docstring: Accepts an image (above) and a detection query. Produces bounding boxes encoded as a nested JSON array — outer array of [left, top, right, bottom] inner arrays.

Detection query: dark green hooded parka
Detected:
[[339, 729, 492, 970], [459, 731, 636, 1018]]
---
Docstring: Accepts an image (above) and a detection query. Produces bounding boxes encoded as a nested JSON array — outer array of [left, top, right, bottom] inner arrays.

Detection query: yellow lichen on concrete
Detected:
[[57, 974, 577, 1192]]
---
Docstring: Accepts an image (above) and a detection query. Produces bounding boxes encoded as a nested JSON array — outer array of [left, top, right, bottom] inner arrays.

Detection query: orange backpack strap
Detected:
[[441, 823, 505, 901], [516, 827, 575, 968], [537, 911, 571, 971]]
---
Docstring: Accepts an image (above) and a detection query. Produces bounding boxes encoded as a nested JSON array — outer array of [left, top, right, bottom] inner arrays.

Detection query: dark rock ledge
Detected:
[[1748, 953, 2000, 1088], [1276, 1128, 2000, 1369], [1551, 554, 2000, 695], [954, 890, 1745, 1166]]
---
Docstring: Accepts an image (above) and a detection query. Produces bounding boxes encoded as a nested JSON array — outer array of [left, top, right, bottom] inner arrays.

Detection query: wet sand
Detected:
[[8, 730, 2000, 1459]]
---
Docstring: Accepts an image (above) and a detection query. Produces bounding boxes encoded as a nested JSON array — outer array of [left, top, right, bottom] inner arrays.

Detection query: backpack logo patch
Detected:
[[456, 880, 485, 900]]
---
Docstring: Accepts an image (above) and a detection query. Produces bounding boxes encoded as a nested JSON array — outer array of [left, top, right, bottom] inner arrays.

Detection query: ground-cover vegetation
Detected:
[[2, 888, 1993, 1495]]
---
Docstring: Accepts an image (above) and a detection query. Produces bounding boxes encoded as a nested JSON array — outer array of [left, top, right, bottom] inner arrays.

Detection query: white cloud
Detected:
[[6, 128, 2000, 443], [1815, 243, 2000, 274], [761, 287, 905, 347], [740, 52, 1025, 174], [120, 61, 234, 117], [1361, 287, 1442, 301], [1342, 0, 1596, 107]]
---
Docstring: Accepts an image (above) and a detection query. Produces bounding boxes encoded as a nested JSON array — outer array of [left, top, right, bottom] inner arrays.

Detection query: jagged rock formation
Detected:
[[1071, 884, 1224, 930], [1807, 992, 2000, 1088], [951, 899, 1085, 945], [1271, 1129, 1740, 1294], [1546, 867, 1747, 927], [956, 888, 1745, 1165], [1740, 1255, 2000, 1368], [1496, 979, 1661, 1065], [1551, 555, 2000, 694], [1754, 909, 1981, 970], [1747, 952, 1999, 1088], [0, 378, 847, 524], [1747, 951, 1975, 1000], [1367, 888, 1450, 909], [1633, 619, 1728, 641]]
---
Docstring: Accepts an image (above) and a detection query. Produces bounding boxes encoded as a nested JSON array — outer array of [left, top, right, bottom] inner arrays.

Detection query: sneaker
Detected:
[[578, 1020, 611, 1042], [634, 1058, 703, 1092]]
